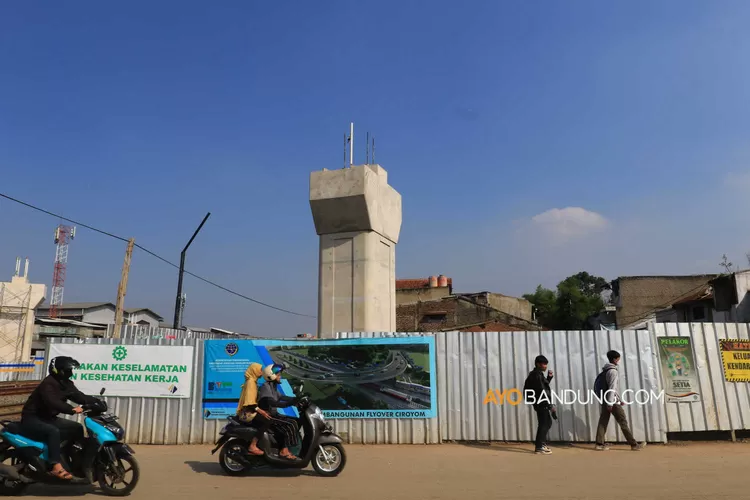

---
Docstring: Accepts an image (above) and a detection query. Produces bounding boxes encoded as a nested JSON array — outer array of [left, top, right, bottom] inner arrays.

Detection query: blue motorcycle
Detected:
[[0, 388, 139, 496]]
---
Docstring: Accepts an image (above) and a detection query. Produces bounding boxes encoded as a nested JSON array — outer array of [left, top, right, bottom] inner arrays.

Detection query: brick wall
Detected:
[[614, 275, 718, 327], [396, 296, 539, 332]]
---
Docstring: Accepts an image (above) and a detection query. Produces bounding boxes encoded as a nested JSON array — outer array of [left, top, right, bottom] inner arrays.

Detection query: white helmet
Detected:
[[262, 364, 279, 382]]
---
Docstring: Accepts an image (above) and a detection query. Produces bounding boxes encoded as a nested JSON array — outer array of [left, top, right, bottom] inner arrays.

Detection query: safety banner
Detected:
[[48, 343, 194, 398], [719, 339, 750, 382], [657, 336, 701, 402], [202, 337, 436, 420]]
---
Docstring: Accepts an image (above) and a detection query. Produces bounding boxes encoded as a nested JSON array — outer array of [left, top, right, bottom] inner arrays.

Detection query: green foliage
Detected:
[[524, 272, 610, 330]]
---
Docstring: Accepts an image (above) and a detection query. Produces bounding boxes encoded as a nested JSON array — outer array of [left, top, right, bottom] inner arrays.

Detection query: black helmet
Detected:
[[49, 356, 80, 380]]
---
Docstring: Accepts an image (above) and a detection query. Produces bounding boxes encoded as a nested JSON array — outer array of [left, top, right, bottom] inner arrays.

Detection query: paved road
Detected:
[[281, 352, 408, 385], [19, 442, 750, 499]]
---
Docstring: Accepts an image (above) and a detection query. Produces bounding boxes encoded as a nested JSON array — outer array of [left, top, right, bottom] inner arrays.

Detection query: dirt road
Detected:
[[21, 442, 748, 499]]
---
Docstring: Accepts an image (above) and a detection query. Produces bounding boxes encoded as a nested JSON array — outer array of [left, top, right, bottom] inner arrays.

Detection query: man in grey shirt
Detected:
[[595, 350, 646, 451]]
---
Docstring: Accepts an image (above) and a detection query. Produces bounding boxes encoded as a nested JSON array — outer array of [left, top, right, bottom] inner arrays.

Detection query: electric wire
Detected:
[[0, 192, 316, 318]]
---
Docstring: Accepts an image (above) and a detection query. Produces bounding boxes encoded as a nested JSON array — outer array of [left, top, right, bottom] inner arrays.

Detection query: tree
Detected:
[[524, 272, 610, 330], [523, 285, 557, 327], [720, 254, 734, 273]]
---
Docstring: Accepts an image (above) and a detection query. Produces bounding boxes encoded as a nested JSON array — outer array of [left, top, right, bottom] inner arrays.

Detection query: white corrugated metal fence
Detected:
[[38, 324, 750, 445]]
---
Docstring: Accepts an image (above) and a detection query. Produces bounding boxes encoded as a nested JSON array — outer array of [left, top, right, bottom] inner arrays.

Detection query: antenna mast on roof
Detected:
[[349, 122, 354, 167]]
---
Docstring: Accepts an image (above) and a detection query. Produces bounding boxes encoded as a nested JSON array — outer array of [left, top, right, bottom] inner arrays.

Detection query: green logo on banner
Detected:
[[112, 346, 128, 361]]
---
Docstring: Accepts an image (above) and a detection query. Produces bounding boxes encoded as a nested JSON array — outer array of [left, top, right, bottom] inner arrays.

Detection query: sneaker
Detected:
[[631, 442, 646, 451], [595, 444, 610, 451], [542, 445, 551, 452], [535, 448, 552, 455]]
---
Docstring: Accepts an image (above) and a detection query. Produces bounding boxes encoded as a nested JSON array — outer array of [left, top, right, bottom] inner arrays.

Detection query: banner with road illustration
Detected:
[[657, 337, 701, 403], [202, 337, 436, 419]]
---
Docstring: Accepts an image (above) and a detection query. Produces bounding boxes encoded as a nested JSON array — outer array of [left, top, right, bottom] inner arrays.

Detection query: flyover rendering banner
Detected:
[[202, 337, 437, 419]]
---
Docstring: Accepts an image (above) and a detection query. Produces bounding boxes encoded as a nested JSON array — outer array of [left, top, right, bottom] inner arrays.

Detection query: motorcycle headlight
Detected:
[[219, 425, 228, 435], [312, 407, 326, 423], [105, 424, 124, 440]]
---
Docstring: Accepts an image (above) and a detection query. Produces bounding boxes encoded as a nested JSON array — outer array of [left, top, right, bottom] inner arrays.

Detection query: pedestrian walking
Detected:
[[594, 350, 646, 451], [523, 355, 557, 455]]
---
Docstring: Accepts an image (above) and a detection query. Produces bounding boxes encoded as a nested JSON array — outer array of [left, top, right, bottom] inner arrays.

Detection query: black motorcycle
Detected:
[[0, 388, 139, 496], [211, 384, 346, 477]]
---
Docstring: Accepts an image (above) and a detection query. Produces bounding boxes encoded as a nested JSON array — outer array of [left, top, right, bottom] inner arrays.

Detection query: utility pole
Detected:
[[113, 238, 135, 339], [173, 212, 211, 329]]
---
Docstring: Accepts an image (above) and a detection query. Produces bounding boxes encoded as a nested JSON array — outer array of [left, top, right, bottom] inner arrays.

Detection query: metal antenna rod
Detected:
[[349, 122, 354, 167]]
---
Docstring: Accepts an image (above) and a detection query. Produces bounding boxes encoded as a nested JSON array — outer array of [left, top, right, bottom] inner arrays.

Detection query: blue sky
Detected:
[[2, 1, 750, 336]]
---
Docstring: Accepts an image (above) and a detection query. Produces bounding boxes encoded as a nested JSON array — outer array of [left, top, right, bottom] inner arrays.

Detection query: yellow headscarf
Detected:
[[236, 363, 263, 415]]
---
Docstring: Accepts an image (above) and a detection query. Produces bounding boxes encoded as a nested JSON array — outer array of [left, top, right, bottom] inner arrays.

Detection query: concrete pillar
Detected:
[[310, 164, 402, 338]]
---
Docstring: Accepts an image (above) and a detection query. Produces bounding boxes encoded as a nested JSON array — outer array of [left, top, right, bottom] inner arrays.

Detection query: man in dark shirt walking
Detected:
[[524, 355, 557, 455]]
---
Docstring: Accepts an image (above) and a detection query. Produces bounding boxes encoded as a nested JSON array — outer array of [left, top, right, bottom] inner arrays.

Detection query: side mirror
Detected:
[[99, 388, 106, 396]]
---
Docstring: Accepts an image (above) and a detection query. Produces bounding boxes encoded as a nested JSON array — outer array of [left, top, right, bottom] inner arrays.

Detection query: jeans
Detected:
[[595, 404, 636, 446], [534, 407, 552, 450], [19, 416, 84, 465]]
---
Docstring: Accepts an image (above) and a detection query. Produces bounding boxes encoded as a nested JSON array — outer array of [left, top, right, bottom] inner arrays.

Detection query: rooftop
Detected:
[[38, 302, 113, 310], [672, 286, 714, 306], [615, 274, 719, 281], [458, 321, 517, 332], [396, 278, 453, 290]]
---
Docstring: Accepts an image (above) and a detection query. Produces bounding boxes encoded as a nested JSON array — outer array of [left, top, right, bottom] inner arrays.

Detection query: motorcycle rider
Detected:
[[19, 356, 98, 480], [235, 362, 271, 456], [257, 363, 300, 460]]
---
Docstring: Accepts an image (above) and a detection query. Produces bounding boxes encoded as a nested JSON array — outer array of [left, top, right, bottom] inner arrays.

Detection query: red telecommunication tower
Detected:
[[50, 225, 76, 319]]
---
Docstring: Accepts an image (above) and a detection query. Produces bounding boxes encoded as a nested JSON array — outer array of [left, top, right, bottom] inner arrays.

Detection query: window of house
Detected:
[[692, 306, 706, 321], [421, 312, 447, 323]]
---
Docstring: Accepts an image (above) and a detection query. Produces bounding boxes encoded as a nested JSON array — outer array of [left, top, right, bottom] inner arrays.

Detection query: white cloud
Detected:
[[530, 207, 609, 238], [724, 171, 750, 191]]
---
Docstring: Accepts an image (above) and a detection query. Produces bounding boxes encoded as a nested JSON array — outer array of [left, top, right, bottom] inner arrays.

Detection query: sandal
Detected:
[[248, 446, 264, 456], [50, 468, 73, 480]]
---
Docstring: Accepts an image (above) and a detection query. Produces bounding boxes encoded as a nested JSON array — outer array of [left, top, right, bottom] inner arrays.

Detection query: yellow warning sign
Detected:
[[719, 339, 750, 383]]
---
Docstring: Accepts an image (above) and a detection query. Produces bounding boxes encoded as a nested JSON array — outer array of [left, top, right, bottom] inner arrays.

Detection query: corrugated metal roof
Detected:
[[37, 302, 113, 310]]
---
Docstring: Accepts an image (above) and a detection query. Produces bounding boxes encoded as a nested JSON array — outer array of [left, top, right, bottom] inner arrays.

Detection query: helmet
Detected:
[[262, 363, 286, 382], [49, 356, 80, 380]]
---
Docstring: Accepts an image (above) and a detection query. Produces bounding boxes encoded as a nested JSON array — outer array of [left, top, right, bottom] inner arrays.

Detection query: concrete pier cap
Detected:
[[309, 164, 402, 338]]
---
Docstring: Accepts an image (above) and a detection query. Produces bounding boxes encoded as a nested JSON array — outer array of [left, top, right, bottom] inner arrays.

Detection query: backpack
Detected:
[[593, 367, 614, 398]]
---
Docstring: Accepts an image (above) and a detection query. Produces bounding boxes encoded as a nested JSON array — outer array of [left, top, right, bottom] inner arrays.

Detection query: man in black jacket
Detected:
[[523, 355, 556, 455], [20, 356, 97, 480]]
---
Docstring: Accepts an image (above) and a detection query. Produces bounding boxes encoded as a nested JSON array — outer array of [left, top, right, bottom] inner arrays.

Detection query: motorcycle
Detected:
[[0, 388, 139, 496], [211, 384, 346, 477]]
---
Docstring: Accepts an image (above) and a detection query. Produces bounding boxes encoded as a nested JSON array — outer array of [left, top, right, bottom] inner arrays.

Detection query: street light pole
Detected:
[[173, 212, 211, 329]]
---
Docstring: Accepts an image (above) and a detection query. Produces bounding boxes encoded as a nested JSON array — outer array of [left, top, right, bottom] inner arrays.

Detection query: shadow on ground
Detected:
[[20, 484, 99, 497], [458, 442, 536, 454], [184, 461, 317, 477]]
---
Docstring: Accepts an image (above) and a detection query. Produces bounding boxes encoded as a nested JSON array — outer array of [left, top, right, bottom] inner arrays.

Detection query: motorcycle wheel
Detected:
[[0, 477, 27, 496], [311, 444, 346, 477], [97, 452, 140, 497], [0, 456, 28, 496], [219, 440, 248, 476]]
